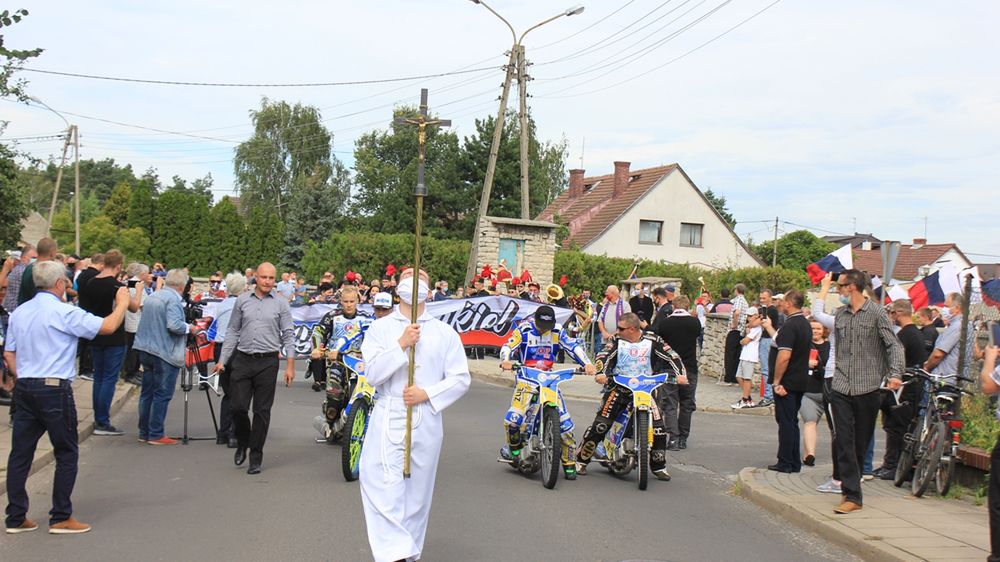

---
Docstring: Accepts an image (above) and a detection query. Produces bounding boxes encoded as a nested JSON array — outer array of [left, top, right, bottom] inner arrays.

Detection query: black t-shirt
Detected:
[[81, 276, 125, 346], [76, 267, 100, 309], [898, 324, 929, 368], [806, 340, 831, 393], [769, 311, 811, 392], [629, 295, 654, 324], [920, 324, 939, 352], [655, 315, 701, 374]]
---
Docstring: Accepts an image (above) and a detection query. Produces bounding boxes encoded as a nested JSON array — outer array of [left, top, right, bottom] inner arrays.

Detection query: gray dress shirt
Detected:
[[218, 290, 295, 365], [832, 298, 905, 395]]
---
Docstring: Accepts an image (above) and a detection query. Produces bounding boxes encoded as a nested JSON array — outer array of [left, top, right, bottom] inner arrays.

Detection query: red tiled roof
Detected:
[[854, 244, 965, 279], [536, 164, 677, 248]]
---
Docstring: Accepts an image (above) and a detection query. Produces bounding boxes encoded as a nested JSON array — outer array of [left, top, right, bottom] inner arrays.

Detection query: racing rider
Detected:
[[576, 312, 687, 481], [498, 305, 596, 480], [311, 285, 372, 436]]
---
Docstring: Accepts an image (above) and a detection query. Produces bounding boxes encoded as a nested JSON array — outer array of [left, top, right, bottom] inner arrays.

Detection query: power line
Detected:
[[536, 0, 785, 99], [781, 220, 851, 237], [21, 65, 497, 88], [532, 1, 639, 50]]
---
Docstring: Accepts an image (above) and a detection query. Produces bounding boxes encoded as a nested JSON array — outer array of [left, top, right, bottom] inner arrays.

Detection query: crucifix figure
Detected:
[[392, 89, 451, 477]]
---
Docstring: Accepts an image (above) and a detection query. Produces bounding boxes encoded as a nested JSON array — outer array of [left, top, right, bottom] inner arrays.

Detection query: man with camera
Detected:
[[133, 269, 197, 445]]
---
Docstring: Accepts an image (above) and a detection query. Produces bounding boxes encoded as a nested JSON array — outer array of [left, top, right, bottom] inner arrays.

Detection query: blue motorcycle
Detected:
[[595, 372, 672, 490], [506, 364, 580, 489]]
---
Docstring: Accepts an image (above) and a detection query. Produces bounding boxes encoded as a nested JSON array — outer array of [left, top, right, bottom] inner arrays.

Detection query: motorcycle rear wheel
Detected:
[[541, 405, 561, 490]]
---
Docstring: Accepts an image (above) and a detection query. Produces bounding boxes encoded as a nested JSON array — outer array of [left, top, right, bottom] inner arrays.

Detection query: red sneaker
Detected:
[[147, 436, 178, 445]]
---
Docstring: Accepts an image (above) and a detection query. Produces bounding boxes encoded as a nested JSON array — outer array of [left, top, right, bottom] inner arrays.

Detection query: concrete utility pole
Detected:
[[772, 216, 779, 267], [465, 1, 585, 285], [46, 131, 72, 235]]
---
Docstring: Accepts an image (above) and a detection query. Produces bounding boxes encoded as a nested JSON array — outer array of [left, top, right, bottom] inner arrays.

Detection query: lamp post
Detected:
[[29, 96, 79, 254], [464, 2, 584, 285]]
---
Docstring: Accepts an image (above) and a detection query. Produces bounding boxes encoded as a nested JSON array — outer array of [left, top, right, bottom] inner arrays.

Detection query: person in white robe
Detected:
[[360, 268, 470, 562]]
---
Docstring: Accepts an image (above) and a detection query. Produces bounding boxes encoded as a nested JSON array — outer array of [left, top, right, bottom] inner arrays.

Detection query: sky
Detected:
[[4, 1, 999, 260]]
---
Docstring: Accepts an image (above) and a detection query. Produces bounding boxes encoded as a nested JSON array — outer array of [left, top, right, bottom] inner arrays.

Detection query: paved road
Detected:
[[5, 371, 861, 562]]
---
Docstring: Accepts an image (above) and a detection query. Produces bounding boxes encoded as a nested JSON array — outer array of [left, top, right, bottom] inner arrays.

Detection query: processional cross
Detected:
[[393, 89, 450, 477]]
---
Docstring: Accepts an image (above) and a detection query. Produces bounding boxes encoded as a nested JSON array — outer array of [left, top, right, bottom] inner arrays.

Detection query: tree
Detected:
[[0, 143, 28, 247], [205, 196, 247, 274], [117, 227, 151, 263], [127, 180, 155, 234], [0, 8, 43, 105], [703, 188, 736, 228], [352, 106, 473, 239], [166, 173, 214, 204], [152, 190, 209, 272], [458, 111, 568, 220], [234, 98, 334, 220], [245, 207, 285, 268], [103, 181, 132, 228], [283, 161, 350, 269], [751, 229, 837, 271]]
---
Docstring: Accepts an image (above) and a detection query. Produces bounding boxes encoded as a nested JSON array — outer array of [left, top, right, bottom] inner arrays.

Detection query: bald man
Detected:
[[215, 263, 295, 475]]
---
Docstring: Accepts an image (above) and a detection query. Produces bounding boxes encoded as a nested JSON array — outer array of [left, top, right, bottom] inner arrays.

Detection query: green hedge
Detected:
[[301, 232, 470, 285]]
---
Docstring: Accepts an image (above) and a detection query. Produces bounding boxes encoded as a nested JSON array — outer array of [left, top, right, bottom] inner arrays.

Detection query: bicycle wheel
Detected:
[[540, 405, 561, 490], [936, 440, 956, 496], [636, 411, 649, 491], [341, 400, 370, 482], [912, 421, 947, 498], [893, 438, 915, 487]]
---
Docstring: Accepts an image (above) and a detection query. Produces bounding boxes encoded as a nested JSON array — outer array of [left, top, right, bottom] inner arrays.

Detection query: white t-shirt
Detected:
[[739, 325, 762, 363]]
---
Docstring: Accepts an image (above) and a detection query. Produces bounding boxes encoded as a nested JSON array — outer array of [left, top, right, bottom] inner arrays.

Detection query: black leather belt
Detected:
[[238, 350, 279, 359]]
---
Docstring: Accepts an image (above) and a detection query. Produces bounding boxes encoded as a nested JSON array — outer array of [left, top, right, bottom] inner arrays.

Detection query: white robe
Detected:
[[360, 309, 471, 562]]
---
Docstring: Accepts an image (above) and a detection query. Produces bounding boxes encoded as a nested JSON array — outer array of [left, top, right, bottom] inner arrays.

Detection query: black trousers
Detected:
[[213, 345, 233, 439], [878, 383, 922, 472], [229, 352, 279, 463], [5, 379, 78, 527], [123, 331, 140, 377], [773, 389, 804, 472], [77, 338, 92, 375], [723, 330, 742, 383], [821, 379, 839, 481], [578, 385, 667, 471], [660, 370, 699, 440], [989, 433, 1000, 561], [830, 389, 881, 505], [309, 357, 326, 384]]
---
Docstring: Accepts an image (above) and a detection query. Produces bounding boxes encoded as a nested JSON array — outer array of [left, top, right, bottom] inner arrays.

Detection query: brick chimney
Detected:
[[568, 169, 584, 198], [613, 161, 630, 198], [912, 238, 927, 248]]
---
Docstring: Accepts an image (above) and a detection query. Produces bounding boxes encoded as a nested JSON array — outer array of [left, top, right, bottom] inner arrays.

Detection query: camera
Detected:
[[184, 301, 205, 324]]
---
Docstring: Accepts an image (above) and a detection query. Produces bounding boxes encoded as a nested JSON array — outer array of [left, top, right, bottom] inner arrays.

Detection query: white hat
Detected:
[[373, 292, 393, 309], [746, 306, 759, 317]]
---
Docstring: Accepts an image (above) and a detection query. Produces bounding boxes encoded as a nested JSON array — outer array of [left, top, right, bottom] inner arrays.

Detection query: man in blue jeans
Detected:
[[78, 250, 142, 436], [4, 261, 129, 534], [757, 290, 782, 408], [133, 269, 195, 445]]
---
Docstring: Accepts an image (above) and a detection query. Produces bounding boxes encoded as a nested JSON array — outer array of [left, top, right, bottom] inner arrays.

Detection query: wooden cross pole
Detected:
[[393, 88, 450, 478]]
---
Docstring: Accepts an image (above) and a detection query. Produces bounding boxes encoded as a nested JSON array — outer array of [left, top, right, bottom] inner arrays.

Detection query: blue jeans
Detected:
[[90, 344, 126, 427], [5, 379, 78, 527], [759, 337, 774, 401], [137, 351, 181, 440], [864, 429, 875, 474]]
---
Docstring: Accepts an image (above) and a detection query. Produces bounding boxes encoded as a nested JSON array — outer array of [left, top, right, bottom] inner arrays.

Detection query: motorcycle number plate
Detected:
[[633, 393, 653, 408]]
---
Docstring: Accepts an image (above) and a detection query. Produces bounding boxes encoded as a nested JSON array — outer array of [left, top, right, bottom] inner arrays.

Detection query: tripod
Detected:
[[173, 363, 220, 444]]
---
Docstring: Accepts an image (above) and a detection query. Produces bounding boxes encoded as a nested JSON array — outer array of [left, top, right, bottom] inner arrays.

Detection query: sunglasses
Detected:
[[616, 324, 631, 330]]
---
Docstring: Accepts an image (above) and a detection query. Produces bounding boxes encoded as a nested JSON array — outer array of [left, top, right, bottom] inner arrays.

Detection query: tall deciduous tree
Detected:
[[103, 181, 132, 228], [0, 144, 27, 247], [234, 98, 333, 220], [352, 106, 472, 239], [751, 229, 836, 271], [459, 111, 568, 220]]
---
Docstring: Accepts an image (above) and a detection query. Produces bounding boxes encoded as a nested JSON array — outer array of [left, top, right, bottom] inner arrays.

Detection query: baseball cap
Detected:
[[664, 284, 676, 293], [746, 306, 759, 317], [373, 292, 393, 309], [534, 305, 556, 333]]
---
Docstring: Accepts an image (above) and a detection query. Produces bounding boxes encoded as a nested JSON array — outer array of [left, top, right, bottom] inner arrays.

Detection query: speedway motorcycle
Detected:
[[340, 354, 376, 482]]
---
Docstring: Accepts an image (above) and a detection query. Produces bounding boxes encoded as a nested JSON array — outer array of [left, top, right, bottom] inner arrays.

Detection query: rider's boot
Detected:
[[575, 461, 588, 475], [563, 464, 577, 480], [497, 445, 522, 467]]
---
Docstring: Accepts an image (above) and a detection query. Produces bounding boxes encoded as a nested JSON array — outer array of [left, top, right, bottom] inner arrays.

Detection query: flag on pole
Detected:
[[887, 285, 909, 302], [908, 270, 948, 310], [628, 263, 639, 280], [983, 279, 1000, 309], [806, 244, 853, 284], [871, 275, 890, 304]]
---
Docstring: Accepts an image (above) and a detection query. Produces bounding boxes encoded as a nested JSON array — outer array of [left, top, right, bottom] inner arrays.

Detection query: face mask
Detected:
[[397, 278, 430, 305], [839, 295, 850, 305], [940, 308, 952, 322]]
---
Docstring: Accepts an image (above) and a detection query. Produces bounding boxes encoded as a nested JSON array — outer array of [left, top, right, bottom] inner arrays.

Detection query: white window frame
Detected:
[[679, 222, 703, 248], [639, 220, 663, 245]]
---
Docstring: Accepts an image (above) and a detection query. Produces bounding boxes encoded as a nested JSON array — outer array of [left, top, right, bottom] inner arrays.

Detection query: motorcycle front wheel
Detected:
[[637, 412, 649, 491], [341, 400, 370, 482], [541, 405, 561, 490]]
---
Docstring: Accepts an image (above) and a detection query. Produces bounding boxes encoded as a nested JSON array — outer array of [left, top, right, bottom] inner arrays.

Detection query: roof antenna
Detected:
[[579, 136, 585, 169]]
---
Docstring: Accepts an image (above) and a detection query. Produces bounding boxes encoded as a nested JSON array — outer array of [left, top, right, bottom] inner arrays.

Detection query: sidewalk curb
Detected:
[[0, 382, 140, 495], [737, 467, 922, 562], [470, 370, 774, 416]]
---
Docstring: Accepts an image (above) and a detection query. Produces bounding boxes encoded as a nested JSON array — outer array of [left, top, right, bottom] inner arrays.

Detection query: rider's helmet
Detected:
[[534, 305, 556, 334]]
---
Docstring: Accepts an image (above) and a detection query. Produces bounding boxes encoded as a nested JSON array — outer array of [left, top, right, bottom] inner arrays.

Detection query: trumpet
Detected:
[[545, 283, 564, 302]]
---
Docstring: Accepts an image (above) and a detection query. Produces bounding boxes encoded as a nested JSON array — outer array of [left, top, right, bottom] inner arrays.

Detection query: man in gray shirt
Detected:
[[214, 262, 295, 475], [924, 292, 971, 379], [829, 269, 904, 514]]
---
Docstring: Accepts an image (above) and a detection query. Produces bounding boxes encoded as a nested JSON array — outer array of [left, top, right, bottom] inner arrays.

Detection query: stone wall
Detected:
[[476, 216, 557, 283], [700, 312, 761, 382]]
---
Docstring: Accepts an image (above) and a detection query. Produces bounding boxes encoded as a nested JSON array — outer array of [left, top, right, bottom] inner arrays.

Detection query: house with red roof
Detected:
[[535, 161, 762, 269], [853, 238, 972, 281]]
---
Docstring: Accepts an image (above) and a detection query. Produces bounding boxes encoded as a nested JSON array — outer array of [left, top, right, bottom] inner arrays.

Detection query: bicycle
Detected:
[[893, 367, 973, 497]]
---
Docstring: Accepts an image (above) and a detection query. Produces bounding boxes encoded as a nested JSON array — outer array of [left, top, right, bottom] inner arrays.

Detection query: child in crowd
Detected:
[[732, 307, 762, 409]]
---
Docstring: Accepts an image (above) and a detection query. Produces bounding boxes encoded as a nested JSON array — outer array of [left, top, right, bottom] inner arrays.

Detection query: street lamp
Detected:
[[28, 96, 79, 254], [465, 2, 584, 285]]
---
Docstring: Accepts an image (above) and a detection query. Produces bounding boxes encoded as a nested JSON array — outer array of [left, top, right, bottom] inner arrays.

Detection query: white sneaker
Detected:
[[816, 478, 842, 493], [652, 468, 672, 481]]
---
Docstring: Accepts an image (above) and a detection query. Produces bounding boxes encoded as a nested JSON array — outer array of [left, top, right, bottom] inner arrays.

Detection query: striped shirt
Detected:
[[832, 298, 905, 395], [729, 294, 749, 332]]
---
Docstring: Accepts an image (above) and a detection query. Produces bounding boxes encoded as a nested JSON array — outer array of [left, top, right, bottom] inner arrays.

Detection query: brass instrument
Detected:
[[545, 283, 564, 302]]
